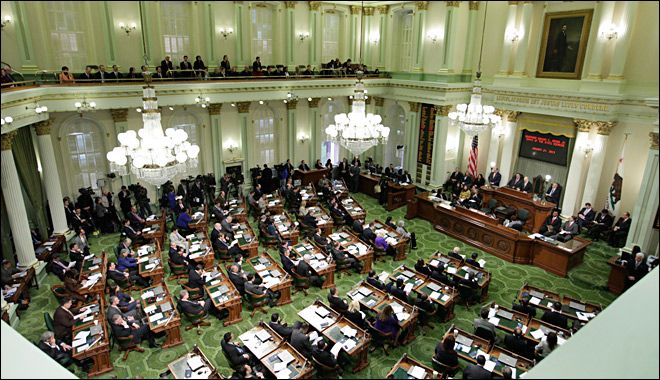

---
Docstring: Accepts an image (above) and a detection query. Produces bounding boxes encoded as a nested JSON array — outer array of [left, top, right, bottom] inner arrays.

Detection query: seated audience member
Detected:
[[458, 184, 471, 205], [298, 160, 311, 171], [222, 332, 251, 367], [587, 209, 614, 241], [539, 210, 562, 236], [374, 231, 396, 256], [176, 208, 194, 235], [414, 259, 431, 276], [328, 241, 361, 273], [293, 254, 325, 287], [345, 299, 367, 329], [463, 354, 491, 379], [122, 219, 144, 243], [512, 293, 537, 319], [608, 212, 632, 247], [227, 264, 247, 294], [385, 278, 409, 302], [374, 305, 400, 344], [433, 334, 459, 368], [290, 322, 314, 358], [269, 313, 293, 340], [108, 282, 141, 315], [327, 287, 348, 313], [624, 252, 649, 290], [63, 270, 89, 304], [541, 302, 568, 329], [59, 66, 75, 84], [576, 202, 595, 229], [312, 339, 338, 368], [473, 307, 497, 338], [507, 173, 524, 190], [503, 214, 524, 231], [466, 252, 482, 268], [110, 313, 158, 348], [448, 247, 464, 261], [545, 182, 562, 204], [177, 289, 213, 321], [534, 332, 558, 360], [187, 264, 206, 292], [50, 255, 74, 281], [548, 215, 579, 242], [504, 326, 532, 358], [366, 270, 386, 290], [520, 176, 533, 193], [244, 273, 279, 306]]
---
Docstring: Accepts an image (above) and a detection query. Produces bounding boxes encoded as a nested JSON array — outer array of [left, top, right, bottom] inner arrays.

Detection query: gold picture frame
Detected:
[[536, 9, 593, 80]]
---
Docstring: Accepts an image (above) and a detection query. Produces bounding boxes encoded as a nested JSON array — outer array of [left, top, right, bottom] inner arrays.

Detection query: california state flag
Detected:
[[608, 139, 625, 216]]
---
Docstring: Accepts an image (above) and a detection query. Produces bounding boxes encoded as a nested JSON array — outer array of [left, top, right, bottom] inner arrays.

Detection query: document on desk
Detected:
[[340, 326, 357, 338], [441, 294, 451, 302], [273, 362, 287, 373], [143, 305, 157, 314], [378, 271, 389, 282], [529, 296, 541, 305], [483, 360, 497, 372], [275, 368, 292, 379], [149, 313, 164, 323], [396, 312, 410, 322], [403, 283, 414, 294], [430, 291, 441, 300], [256, 329, 271, 342], [488, 317, 500, 326], [447, 267, 457, 274], [278, 350, 295, 365], [343, 338, 357, 352], [330, 342, 343, 358], [72, 337, 87, 348], [73, 330, 90, 341], [530, 329, 545, 340], [408, 365, 427, 379]]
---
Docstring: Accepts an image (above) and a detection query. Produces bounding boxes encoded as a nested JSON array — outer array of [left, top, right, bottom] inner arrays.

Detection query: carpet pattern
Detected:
[[13, 193, 618, 378]]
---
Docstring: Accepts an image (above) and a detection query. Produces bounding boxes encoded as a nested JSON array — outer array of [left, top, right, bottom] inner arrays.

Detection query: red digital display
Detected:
[[519, 130, 569, 166]]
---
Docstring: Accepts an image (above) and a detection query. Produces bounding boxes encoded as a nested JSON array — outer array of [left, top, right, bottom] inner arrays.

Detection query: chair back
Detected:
[[168, 258, 187, 276], [312, 357, 340, 378], [244, 289, 268, 308], [487, 198, 498, 210], [517, 208, 530, 222], [115, 333, 137, 350], [431, 357, 458, 378], [474, 326, 496, 344], [44, 312, 55, 332]]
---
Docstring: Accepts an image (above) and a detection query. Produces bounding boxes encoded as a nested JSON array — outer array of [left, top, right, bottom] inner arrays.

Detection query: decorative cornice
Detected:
[[284, 1, 296, 9], [350, 5, 361, 14], [446, 1, 461, 8], [595, 121, 615, 135], [508, 1, 520, 5], [237, 101, 251, 113], [1, 131, 17, 151], [374, 97, 385, 107], [437, 105, 452, 116], [416, 1, 429, 11], [376, 5, 389, 14], [409, 102, 420, 112], [363, 7, 375, 16], [33, 120, 53, 136], [469, 1, 479, 11], [309, 1, 320, 11], [308, 97, 320, 108], [495, 108, 520, 122], [208, 103, 222, 116], [110, 108, 128, 123], [650, 132, 659, 150], [286, 99, 298, 110], [573, 119, 593, 132]]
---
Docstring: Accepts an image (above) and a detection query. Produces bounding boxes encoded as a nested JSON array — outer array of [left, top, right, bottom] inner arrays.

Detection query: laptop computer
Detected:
[[498, 352, 518, 368], [496, 310, 514, 320], [455, 335, 473, 347], [529, 290, 546, 299], [569, 301, 586, 311]]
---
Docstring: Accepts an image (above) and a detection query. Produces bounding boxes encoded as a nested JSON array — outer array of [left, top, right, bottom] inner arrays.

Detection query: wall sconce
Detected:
[[194, 94, 211, 108], [369, 33, 380, 45], [1, 15, 11, 30], [581, 141, 594, 156], [505, 28, 521, 43], [74, 98, 96, 116], [298, 32, 310, 41], [225, 143, 238, 153], [545, 174, 552, 182], [26, 103, 48, 114], [490, 161, 496, 169], [0, 116, 13, 126], [283, 92, 298, 104], [218, 27, 234, 39], [119, 22, 136, 36], [298, 134, 309, 144], [600, 23, 619, 40], [427, 33, 440, 44]]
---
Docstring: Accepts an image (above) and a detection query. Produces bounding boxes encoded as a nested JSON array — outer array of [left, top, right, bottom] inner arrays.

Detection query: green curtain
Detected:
[[0, 196, 16, 265], [12, 127, 49, 240]]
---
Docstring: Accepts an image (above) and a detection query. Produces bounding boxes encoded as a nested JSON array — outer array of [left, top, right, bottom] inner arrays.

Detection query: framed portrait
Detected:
[[536, 9, 593, 79]]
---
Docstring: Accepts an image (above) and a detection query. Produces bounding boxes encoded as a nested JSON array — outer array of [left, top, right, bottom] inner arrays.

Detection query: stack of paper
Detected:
[[483, 360, 496, 372], [407, 365, 426, 379], [340, 325, 357, 338], [530, 329, 545, 340]]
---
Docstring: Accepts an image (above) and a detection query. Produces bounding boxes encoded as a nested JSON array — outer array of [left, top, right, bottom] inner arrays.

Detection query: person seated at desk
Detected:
[[37, 330, 80, 369], [503, 214, 524, 231], [73, 228, 90, 255], [215, 233, 247, 259], [386, 278, 409, 303], [269, 312, 293, 341], [512, 293, 537, 319], [328, 242, 361, 273], [312, 228, 329, 246], [520, 176, 533, 193], [345, 299, 368, 329], [352, 218, 365, 235], [291, 322, 314, 358], [169, 242, 193, 270], [228, 264, 247, 295], [366, 270, 386, 290], [415, 292, 437, 328], [327, 287, 349, 313], [63, 269, 91, 304], [474, 174, 486, 189], [448, 247, 464, 261], [374, 231, 396, 257], [176, 208, 194, 236], [414, 259, 431, 276], [53, 297, 79, 344], [534, 331, 558, 361], [111, 312, 159, 349], [361, 222, 377, 244], [178, 289, 213, 322], [586, 209, 614, 241], [457, 184, 471, 205], [624, 252, 649, 290], [433, 334, 459, 368], [278, 244, 296, 275], [301, 209, 318, 229], [222, 332, 252, 367], [373, 305, 400, 348], [545, 182, 562, 204], [463, 354, 493, 379], [107, 292, 143, 322], [400, 170, 413, 184], [313, 339, 338, 369], [119, 250, 152, 287], [607, 212, 632, 247], [50, 255, 74, 281], [548, 215, 579, 242], [473, 307, 497, 338], [466, 187, 483, 209], [231, 364, 265, 379], [396, 220, 417, 249], [108, 282, 141, 316], [504, 326, 532, 358], [211, 200, 226, 222], [295, 254, 326, 287], [576, 202, 595, 229], [384, 216, 396, 229], [539, 210, 562, 236], [466, 252, 482, 268], [298, 160, 311, 171], [127, 206, 146, 230], [488, 168, 502, 187], [384, 164, 397, 179], [122, 219, 144, 244], [444, 168, 464, 193], [0, 259, 24, 287], [314, 159, 324, 170], [245, 273, 279, 307], [187, 264, 206, 293], [541, 302, 568, 329], [430, 266, 456, 288], [507, 173, 524, 191]]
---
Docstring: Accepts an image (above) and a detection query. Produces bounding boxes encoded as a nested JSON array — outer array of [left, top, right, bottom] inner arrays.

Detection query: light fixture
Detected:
[[259, 100, 264, 105], [493, 123, 506, 139], [490, 161, 496, 169], [168, 106, 174, 111], [0, 116, 13, 126], [324, 1, 389, 157], [26, 103, 48, 114], [1, 15, 11, 30], [369, 33, 380, 44], [119, 22, 137, 36], [225, 142, 238, 153], [545, 174, 552, 182], [448, 2, 501, 137], [582, 140, 594, 156], [427, 32, 440, 44], [298, 134, 309, 144], [307, 97, 312, 102], [194, 94, 211, 108], [74, 98, 97, 116], [298, 32, 310, 41], [218, 27, 233, 39], [505, 27, 521, 43], [600, 23, 619, 40], [231, 103, 236, 107], [283, 92, 298, 104], [106, 75, 200, 187]]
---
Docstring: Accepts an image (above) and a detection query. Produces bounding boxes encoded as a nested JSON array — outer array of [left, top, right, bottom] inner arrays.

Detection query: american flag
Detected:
[[467, 135, 479, 178]]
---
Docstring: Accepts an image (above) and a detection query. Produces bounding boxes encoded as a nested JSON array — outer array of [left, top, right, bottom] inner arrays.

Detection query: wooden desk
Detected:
[[340, 196, 367, 222], [517, 284, 562, 311], [488, 345, 534, 378], [189, 205, 208, 232], [239, 322, 284, 360], [203, 267, 243, 326], [387, 353, 438, 379], [293, 168, 330, 187], [298, 300, 341, 332], [272, 212, 300, 245], [3, 267, 36, 304], [168, 346, 219, 379], [144, 211, 166, 247], [292, 241, 336, 289], [226, 197, 248, 223], [327, 230, 373, 274], [560, 295, 601, 322], [264, 193, 285, 214], [300, 184, 319, 206], [304, 206, 334, 236], [481, 186, 556, 232], [606, 256, 626, 295], [389, 265, 457, 321], [428, 253, 491, 301], [249, 253, 292, 306], [373, 219, 409, 261], [140, 283, 183, 349], [79, 253, 108, 308], [358, 173, 380, 198], [530, 236, 591, 277], [234, 221, 259, 259], [359, 173, 416, 211], [321, 314, 370, 373], [485, 303, 531, 335], [35, 234, 65, 262], [261, 342, 314, 379], [524, 318, 571, 345], [72, 314, 112, 377], [184, 232, 214, 270], [137, 242, 164, 285], [331, 179, 350, 199]]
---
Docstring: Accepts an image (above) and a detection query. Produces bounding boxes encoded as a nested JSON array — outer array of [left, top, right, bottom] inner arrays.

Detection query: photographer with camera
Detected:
[[118, 186, 132, 217], [129, 183, 152, 217], [76, 187, 96, 225], [188, 176, 205, 207], [203, 173, 216, 205]]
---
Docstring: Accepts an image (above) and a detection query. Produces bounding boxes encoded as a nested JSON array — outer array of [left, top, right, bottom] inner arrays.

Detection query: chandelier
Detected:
[[74, 98, 96, 117], [106, 77, 200, 187], [324, 1, 388, 157], [194, 94, 211, 108], [448, 2, 500, 137]]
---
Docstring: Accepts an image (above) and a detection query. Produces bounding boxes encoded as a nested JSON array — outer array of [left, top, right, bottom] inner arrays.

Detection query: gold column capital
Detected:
[[286, 99, 298, 110], [309, 1, 320, 11], [208, 103, 223, 116], [437, 105, 452, 116], [650, 131, 659, 150], [595, 121, 616, 135], [34, 120, 53, 135], [350, 5, 361, 14], [573, 119, 593, 133], [110, 108, 129, 123], [495, 109, 520, 122], [416, 1, 429, 11], [469, 1, 479, 10], [237, 102, 251, 114], [409, 102, 420, 113], [1, 131, 17, 151], [284, 1, 296, 9], [374, 97, 385, 107], [446, 1, 461, 8], [308, 97, 320, 108], [376, 5, 389, 14], [508, 1, 520, 5], [363, 7, 375, 16]]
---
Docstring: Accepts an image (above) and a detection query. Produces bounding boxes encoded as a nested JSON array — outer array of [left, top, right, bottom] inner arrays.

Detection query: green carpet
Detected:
[[13, 193, 618, 378]]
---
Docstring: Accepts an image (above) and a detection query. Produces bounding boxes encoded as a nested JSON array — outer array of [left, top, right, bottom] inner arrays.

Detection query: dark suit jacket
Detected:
[[626, 260, 649, 283], [295, 260, 314, 278], [78, 72, 93, 81], [291, 330, 313, 358], [269, 321, 293, 340], [386, 283, 408, 302], [298, 164, 310, 171], [366, 277, 386, 290], [221, 340, 248, 366], [545, 186, 562, 204], [543, 216, 562, 231], [521, 181, 533, 193], [313, 346, 337, 367], [512, 303, 536, 319], [179, 299, 204, 315], [434, 343, 459, 367], [614, 217, 632, 233], [228, 271, 246, 294], [352, 220, 364, 234], [508, 177, 524, 190], [593, 213, 614, 227], [488, 172, 501, 186], [188, 270, 205, 291], [327, 294, 348, 313], [463, 363, 492, 379], [38, 341, 70, 361], [541, 310, 568, 329], [504, 334, 531, 358], [53, 306, 75, 342], [361, 228, 376, 243], [161, 60, 174, 76], [466, 258, 481, 268]]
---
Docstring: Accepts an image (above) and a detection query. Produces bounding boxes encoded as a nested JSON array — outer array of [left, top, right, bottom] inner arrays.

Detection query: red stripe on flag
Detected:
[[468, 135, 478, 178]]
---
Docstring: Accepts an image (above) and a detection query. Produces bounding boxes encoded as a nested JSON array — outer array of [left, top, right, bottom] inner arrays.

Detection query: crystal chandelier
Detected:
[[324, 1, 388, 157], [106, 77, 200, 187], [448, 2, 500, 137]]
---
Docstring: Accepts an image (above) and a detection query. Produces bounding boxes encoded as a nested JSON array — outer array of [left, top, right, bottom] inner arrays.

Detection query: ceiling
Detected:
[[319, 1, 408, 6]]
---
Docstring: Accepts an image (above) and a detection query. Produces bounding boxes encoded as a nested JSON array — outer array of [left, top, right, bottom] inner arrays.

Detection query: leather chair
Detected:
[[175, 296, 211, 335], [517, 209, 530, 226], [259, 228, 279, 247], [334, 257, 353, 277], [114, 272, 136, 292], [114, 331, 144, 361], [290, 269, 310, 296], [214, 246, 232, 262], [168, 258, 188, 280], [313, 357, 341, 378], [366, 320, 396, 355], [44, 312, 55, 332], [431, 357, 459, 379], [177, 279, 204, 301], [474, 326, 496, 346], [481, 198, 498, 214], [50, 284, 69, 304], [457, 283, 478, 307], [373, 245, 387, 262], [243, 289, 268, 317]]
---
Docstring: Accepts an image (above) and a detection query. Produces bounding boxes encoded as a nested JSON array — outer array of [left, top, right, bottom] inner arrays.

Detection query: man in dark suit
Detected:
[[540, 210, 562, 236], [227, 264, 247, 295], [118, 186, 132, 216], [260, 164, 273, 194], [110, 65, 123, 81], [541, 302, 568, 329], [328, 242, 361, 272], [352, 218, 364, 235], [210, 223, 223, 244], [221, 332, 250, 367], [53, 297, 78, 344], [521, 176, 533, 193], [624, 252, 649, 290], [466, 252, 482, 268], [587, 209, 614, 241], [507, 173, 524, 190], [122, 219, 143, 244], [512, 294, 537, 319], [178, 289, 212, 319], [327, 287, 348, 313], [244, 273, 278, 306], [448, 247, 464, 261], [295, 254, 325, 287], [545, 182, 562, 204], [576, 202, 595, 229], [94, 64, 108, 83], [78, 66, 93, 81], [298, 160, 310, 171], [302, 210, 318, 229], [488, 168, 501, 187], [211, 201, 226, 222], [366, 270, 386, 290], [290, 323, 314, 358], [463, 355, 492, 379], [313, 339, 337, 368], [179, 55, 193, 78], [221, 217, 235, 240], [361, 223, 376, 243], [37, 331, 75, 367], [269, 313, 293, 340], [550, 216, 579, 242], [386, 278, 409, 302], [160, 55, 174, 77], [187, 265, 206, 292], [504, 327, 532, 358], [608, 212, 632, 247], [551, 24, 569, 72]]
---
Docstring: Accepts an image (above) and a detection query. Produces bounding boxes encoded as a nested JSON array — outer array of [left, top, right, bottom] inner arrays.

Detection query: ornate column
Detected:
[[486, 122, 503, 172], [495, 109, 519, 184], [561, 120, 591, 217], [237, 102, 251, 181], [442, 1, 467, 74], [498, 1, 519, 75], [372, 97, 385, 164], [309, 2, 321, 67], [580, 121, 615, 206], [430, 106, 452, 186], [234, 1, 246, 66], [286, 100, 299, 162], [512, 1, 534, 76], [208, 104, 223, 179], [362, 7, 374, 65], [308, 98, 320, 165], [406, 102, 421, 178], [33, 121, 68, 234], [349, 6, 361, 61], [606, 1, 639, 80], [9, 2, 37, 71], [375, 5, 389, 70], [1, 132, 38, 268], [585, 1, 615, 79], [111, 109, 132, 185], [285, 1, 296, 69], [626, 100, 659, 255], [462, 1, 480, 74], [412, 1, 428, 72]]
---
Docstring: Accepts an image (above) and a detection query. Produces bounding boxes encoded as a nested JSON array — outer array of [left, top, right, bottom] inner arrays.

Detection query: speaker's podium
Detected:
[[292, 168, 330, 187], [481, 186, 556, 233]]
